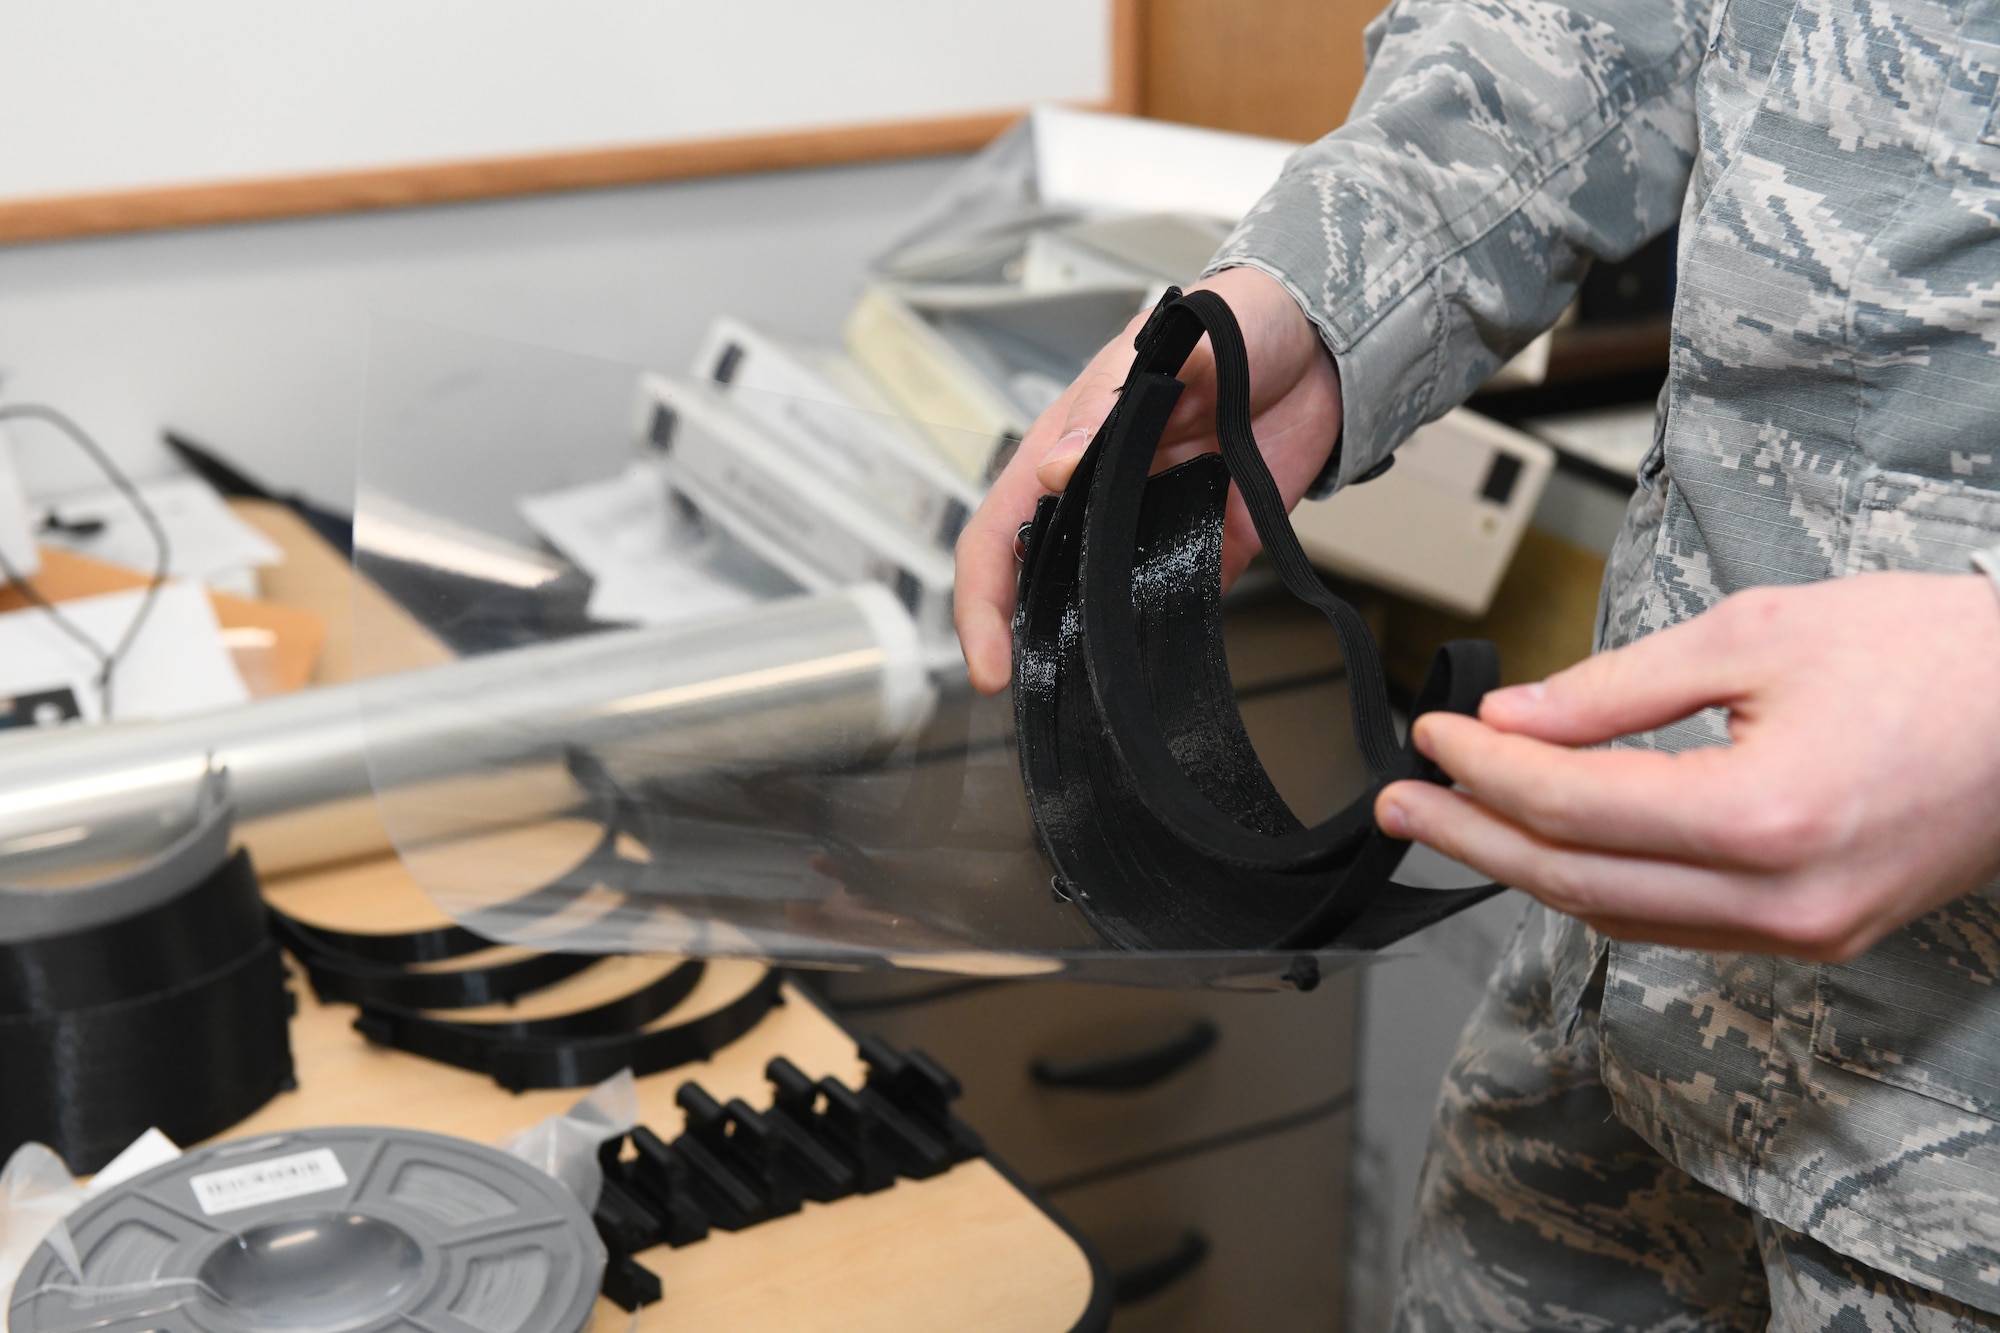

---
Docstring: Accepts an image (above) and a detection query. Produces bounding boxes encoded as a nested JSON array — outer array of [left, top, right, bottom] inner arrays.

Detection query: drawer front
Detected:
[[1049, 1110, 1350, 1332], [832, 971, 1358, 1186]]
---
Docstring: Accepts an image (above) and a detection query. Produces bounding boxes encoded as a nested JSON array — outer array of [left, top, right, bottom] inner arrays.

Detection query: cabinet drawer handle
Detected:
[[1113, 1230, 1211, 1306], [1029, 1019, 1218, 1092]]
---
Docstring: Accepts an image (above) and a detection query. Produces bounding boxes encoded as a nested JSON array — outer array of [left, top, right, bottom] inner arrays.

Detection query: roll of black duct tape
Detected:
[[0, 775, 294, 1173], [1013, 288, 1506, 954], [9, 1125, 605, 1333]]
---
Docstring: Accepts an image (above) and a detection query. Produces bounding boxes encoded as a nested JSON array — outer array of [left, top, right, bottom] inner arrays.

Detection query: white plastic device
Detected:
[[1289, 409, 1555, 619]]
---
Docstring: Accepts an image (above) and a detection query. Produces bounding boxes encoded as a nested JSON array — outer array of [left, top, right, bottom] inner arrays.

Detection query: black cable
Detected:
[[0, 404, 172, 719]]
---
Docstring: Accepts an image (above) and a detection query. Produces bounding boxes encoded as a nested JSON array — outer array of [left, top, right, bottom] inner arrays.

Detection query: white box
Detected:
[[634, 375, 956, 639], [1289, 410, 1555, 619], [845, 282, 1147, 483], [690, 317, 981, 557]]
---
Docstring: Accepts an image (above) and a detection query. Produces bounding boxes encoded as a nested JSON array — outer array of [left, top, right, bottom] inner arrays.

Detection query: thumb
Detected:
[[1477, 593, 1771, 744], [1036, 427, 1094, 493], [1033, 361, 1129, 493]]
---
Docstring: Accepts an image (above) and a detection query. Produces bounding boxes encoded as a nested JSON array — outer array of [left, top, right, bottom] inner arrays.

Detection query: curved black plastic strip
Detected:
[[0, 847, 294, 1174], [269, 916, 490, 966], [1013, 286, 1505, 952], [263, 785, 672, 1008], [1079, 291, 1416, 871], [1020, 453, 1363, 948], [408, 958, 705, 1040], [272, 908, 599, 1010], [354, 969, 785, 1091]]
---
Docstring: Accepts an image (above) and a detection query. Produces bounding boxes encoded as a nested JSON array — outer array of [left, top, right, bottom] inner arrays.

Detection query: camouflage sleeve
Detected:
[[1208, 0, 1711, 494]]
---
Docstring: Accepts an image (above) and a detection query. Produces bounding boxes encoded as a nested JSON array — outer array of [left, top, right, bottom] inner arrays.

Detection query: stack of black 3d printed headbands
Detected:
[[267, 812, 784, 1091], [0, 775, 294, 1173]]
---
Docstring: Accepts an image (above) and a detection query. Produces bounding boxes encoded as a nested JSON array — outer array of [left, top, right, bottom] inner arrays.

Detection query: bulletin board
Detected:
[[0, 0, 1134, 244]]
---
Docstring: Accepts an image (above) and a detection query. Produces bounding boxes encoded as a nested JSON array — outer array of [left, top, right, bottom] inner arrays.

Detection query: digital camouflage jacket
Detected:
[[1215, 0, 2000, 1311]]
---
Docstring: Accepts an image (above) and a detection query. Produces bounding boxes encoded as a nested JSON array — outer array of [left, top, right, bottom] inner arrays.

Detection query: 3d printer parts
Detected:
[[1013, 288, 1505, 953]]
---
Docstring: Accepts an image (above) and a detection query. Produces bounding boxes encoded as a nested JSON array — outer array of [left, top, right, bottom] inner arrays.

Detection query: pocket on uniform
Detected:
[[1813, 888, 2000, 1118], [1842, 468, 2000, 577]]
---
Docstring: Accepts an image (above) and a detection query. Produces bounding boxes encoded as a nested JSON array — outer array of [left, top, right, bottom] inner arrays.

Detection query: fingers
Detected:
[[1478, 589, 1793, 744], [952, 267, 1339, 689], [1035, 429, 1093, 494], [1407, 711, 1837, 869], [953, 311, 1152, 694], [1375, 780, 1884, 960], [952, 514, 1022, 695], [1034, 355, 1137, 493]]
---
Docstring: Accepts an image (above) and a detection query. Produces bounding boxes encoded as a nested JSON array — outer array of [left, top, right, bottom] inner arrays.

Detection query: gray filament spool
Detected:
[[9, 1126, 605, 1333]]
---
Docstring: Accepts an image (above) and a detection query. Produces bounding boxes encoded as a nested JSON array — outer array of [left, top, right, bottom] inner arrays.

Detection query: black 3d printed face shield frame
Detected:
[[1012, 287, 1506, 955]]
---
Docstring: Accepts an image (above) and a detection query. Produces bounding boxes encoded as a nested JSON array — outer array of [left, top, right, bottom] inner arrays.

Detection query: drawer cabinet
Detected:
[[812, 586, 1366, 1324], [826, 971, 1357, 1188], [1050, 1109, 1350, 1331]]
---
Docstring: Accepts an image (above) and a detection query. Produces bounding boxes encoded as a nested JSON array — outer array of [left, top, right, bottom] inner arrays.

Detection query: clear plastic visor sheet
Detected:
[[353, 319, 1479, 988]]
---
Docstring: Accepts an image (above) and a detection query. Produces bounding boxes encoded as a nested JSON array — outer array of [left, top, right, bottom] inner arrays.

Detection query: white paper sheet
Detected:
[[0, 582, 248, 724], [518, 464, 768, 627], [36, 475, 283, 584]]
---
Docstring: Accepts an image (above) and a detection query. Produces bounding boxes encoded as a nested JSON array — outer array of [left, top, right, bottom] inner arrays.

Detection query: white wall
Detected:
[[3, 2, 1107, 200], [0, 154, 964, 507]]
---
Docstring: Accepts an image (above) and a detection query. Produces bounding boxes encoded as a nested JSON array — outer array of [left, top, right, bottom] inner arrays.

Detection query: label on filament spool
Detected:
[[10, 1126, 606, 1333], [191, 1148, 348, 1215]]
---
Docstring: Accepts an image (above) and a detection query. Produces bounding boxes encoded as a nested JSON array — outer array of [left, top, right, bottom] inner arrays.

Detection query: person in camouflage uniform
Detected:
[[954, 0, 2000, 1320]]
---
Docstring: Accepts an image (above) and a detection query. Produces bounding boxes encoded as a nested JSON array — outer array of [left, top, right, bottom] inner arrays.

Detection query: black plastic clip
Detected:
[[763, 1057, 869, 1202], [625, 1125, 712, 1247], [810, 1075, 901, 1195], [600, 1252, 663, 1312], [853, 1036, 983, 1178], [672, 1082, 804, 1229], [588, 1040, 989, 1312], [593, 1169, 666, 1255]]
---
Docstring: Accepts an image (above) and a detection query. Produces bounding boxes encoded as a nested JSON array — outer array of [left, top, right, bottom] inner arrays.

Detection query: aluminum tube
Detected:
[[0, 587, 930, 878]]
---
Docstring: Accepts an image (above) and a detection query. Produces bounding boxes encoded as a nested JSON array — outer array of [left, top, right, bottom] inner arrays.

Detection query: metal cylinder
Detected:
[[0, 587, 931, 879]]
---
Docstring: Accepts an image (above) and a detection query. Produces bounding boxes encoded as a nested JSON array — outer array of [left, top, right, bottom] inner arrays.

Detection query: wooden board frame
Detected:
[[0, 2, 1143, 246]]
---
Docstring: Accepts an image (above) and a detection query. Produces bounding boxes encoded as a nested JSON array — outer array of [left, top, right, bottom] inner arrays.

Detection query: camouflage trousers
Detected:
[[1391, 904, 2000, 1333]]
